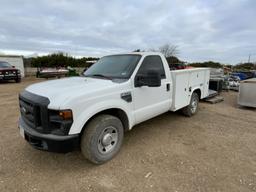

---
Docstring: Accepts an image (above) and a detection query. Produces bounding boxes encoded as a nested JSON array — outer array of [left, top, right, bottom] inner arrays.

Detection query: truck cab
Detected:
[[19, 52, 209, 164]]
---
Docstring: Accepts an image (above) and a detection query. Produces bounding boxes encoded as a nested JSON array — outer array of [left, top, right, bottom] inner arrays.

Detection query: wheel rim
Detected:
[[191, 97, 198, 114], [98, 126, 118, 154]]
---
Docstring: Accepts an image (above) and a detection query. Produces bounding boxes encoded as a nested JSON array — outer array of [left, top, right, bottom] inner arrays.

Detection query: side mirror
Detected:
[[135, 70, 161, 87]]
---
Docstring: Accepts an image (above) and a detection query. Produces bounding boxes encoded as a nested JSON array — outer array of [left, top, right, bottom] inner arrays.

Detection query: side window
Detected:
[[136, 56, 166, 79]]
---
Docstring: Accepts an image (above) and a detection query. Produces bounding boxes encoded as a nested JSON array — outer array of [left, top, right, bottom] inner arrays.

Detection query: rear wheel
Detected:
[[81, 114, 124, 164], [182, 92, 199, 117]]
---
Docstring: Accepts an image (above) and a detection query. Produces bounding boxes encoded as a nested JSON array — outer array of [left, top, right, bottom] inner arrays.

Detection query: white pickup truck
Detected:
[[18, 52, 210, 164]]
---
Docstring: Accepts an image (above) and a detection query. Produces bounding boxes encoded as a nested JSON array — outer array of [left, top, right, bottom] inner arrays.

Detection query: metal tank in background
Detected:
[[238, 78, 256, 108]]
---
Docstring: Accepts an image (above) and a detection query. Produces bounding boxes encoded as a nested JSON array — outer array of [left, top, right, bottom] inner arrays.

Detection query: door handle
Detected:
[[166, 83, 170, 92]]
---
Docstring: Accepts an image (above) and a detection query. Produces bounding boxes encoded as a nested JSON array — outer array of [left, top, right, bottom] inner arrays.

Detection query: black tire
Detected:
[[81, 114, 124, 164], [182, 92, 199, 117], [15, 78, 21, 83]]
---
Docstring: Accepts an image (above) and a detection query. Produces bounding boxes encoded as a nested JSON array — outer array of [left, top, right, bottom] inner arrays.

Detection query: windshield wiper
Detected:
[[84, 74, 112, 80]]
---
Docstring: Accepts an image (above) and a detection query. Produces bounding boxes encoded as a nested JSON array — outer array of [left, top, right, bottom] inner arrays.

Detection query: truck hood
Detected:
[[26, 77, 121, 109]]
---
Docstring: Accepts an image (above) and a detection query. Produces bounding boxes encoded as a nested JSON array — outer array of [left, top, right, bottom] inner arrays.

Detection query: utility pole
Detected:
[[247, 53, 256, 70], [248, 54, 251, 63]]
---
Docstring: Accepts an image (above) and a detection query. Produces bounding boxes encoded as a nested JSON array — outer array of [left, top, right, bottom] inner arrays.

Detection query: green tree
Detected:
[[233, 63, 255, 71], [31, 53, 99, 68], [166, 56, 181, 64], [189, 61, 222, 68]]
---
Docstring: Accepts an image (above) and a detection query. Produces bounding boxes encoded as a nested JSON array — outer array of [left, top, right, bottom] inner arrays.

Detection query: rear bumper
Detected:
[[19, 117, 79, 153]]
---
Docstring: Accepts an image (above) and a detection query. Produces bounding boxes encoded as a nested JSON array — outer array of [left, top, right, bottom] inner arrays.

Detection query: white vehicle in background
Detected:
[[18, 52, 210, 164]]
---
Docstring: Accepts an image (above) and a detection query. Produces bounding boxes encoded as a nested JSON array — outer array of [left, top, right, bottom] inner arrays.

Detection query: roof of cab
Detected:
[[105, 52, 164, 57]]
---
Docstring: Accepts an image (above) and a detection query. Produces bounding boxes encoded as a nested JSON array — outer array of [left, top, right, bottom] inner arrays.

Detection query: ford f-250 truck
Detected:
[[18, 52, 210, 164]]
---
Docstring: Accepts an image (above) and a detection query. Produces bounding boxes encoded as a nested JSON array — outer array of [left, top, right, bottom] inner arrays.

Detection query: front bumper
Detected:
[[0, 74, 20, 80], [19, 117, 79, 153]]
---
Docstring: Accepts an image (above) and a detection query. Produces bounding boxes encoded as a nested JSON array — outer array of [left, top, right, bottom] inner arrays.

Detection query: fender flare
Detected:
[[191, 87, 202, 99], [68, 100, 134, 135]]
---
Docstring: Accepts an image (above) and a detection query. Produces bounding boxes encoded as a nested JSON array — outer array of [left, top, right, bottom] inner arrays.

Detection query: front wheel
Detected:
[[182, 92, 199, 117], [81, 114, 124, 164]]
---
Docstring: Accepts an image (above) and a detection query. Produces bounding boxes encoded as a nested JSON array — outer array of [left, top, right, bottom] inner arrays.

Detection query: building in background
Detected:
[[0, 55, 25, 77]]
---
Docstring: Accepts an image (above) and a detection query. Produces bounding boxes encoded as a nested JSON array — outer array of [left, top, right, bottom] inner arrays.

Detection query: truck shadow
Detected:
[[238, 105, 256, 112], [0, 80, 17, 84], [22, 111, 189, 170]]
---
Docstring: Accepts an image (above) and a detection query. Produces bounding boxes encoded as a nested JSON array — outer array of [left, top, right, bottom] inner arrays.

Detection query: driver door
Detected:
[[132, 55, 170, 124]]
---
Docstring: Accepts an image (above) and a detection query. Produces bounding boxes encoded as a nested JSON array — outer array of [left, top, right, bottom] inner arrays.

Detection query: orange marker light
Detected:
[[59, 110, 73, 120]]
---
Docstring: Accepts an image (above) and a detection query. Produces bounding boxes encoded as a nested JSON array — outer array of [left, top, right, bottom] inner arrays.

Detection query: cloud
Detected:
[[0, 0, 256, 64]]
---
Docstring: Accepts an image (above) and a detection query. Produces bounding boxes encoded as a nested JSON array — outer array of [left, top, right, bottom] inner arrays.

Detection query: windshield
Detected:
[[0, 61, 12, 68], [84, 54, 141, 79]]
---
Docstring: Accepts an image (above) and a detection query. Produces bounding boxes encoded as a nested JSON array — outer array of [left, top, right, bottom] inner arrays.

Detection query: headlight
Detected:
[[17, 70, 21, 74], [59, 110, 73, 120], [49, 109, 73, 135]]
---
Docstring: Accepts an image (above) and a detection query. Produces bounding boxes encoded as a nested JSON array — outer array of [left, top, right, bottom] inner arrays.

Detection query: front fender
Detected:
[[68, 99, 134, 135]]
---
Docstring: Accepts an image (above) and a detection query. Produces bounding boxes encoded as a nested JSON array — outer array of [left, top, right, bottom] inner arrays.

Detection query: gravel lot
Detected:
[[0, 77, 256, 192]]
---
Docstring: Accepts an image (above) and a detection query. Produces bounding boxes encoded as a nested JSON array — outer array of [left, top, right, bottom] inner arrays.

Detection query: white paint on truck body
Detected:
[[25, 52, 210, 135], [170, 68, 210, 111]]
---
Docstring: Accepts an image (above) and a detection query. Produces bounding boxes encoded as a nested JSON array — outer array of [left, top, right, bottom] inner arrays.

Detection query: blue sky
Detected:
[[0, 0, 255, 64]]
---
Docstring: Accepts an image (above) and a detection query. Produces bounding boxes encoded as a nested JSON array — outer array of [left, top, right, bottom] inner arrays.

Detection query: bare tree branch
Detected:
[[148, 44, 179, 57], [159, 44, 179, 57]]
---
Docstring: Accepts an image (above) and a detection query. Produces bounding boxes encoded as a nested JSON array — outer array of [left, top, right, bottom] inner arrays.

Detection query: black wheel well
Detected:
[[82, 108, 129, 133], [193, 89, 201, 99]]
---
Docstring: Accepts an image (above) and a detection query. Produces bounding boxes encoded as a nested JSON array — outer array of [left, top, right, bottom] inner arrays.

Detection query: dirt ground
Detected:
[[0, 77, 256, 192]]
